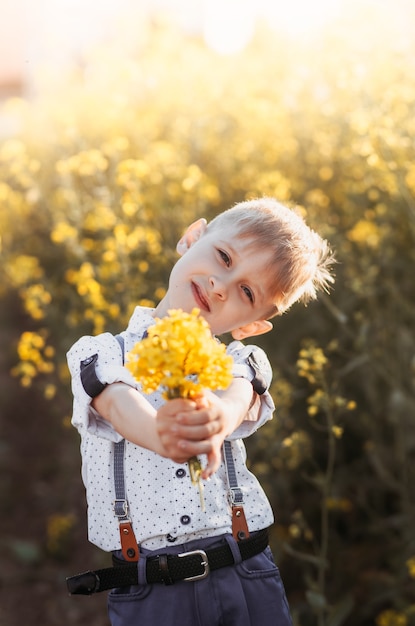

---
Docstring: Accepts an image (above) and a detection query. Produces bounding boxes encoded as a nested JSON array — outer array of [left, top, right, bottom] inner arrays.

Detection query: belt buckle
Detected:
[[178, 549, 210, 582]]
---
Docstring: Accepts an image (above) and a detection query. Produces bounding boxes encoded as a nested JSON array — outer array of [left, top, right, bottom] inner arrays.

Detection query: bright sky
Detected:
[[0, 0, 413, 83], [203, 0, 346, 53]]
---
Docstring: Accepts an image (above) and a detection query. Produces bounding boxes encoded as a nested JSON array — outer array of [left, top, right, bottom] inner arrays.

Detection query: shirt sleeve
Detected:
[[66, 332, 137, 442], [226, 341, 275, 440]]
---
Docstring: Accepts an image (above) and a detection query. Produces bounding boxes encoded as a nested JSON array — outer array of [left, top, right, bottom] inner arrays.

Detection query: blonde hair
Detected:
[[207, 197, 335, 315]]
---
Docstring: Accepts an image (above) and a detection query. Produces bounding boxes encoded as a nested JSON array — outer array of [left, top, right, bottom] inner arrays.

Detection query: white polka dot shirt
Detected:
[[67, 307, 275, 552]]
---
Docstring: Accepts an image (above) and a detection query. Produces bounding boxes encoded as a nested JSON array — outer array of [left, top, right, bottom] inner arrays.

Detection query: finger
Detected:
[[194, 395, 210, 410], [165, 398, 198, 414], [202, 448, 221, 478], [176, 408, 218, 425], [177, 438, 215, 456], [158, 436, 204, 465], [174, 421, 221, 441]]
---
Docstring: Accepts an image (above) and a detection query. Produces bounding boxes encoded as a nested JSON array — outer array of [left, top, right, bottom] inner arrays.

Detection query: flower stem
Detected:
[[188, 456, 205, 512]]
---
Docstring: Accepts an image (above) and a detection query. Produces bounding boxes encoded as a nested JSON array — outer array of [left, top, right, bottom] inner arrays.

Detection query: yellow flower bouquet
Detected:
[[126, 308, 233, 510]]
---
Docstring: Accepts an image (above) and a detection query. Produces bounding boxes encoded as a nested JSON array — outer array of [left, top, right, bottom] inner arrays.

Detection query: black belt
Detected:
[[66, 529, 269, 595]]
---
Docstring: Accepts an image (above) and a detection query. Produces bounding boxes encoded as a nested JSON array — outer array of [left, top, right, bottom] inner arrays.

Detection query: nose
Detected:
[[209, 275, 227, 300]]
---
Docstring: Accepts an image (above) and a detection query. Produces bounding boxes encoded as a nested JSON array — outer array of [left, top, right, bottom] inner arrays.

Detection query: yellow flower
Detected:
[[376, 609, 408, 626], [47, 513, 76, 557], [127, 308, 233, 399], [332, 426, 344, 439], [126, 308, 234, 510], [407, 556, 415, 578]]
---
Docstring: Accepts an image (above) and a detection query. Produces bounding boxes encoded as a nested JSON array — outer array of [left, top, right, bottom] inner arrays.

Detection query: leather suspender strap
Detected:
[[223, 440, 250, 541], [113, 334, 139, 562], [113, 440, 139, 562], [78, 334, 139, 560]]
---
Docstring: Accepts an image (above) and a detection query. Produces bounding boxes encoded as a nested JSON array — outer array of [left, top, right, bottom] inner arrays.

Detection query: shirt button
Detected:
[[175, 468, 186, 478], [180, 515, 191, 525]]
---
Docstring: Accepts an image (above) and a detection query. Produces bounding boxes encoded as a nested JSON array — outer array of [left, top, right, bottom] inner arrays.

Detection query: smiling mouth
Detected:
[[191, 282, 210, 312]]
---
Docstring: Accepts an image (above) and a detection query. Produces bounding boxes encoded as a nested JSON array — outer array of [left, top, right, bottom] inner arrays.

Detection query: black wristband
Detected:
[[247, 349, 270, 395], [80, 354, 107, 398]]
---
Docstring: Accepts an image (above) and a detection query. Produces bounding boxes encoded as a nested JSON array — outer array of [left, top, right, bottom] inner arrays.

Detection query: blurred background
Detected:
[[1, 0, 415, 624]]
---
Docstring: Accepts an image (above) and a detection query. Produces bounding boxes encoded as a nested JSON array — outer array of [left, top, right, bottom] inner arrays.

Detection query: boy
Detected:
[[66, 197, 334, 626]]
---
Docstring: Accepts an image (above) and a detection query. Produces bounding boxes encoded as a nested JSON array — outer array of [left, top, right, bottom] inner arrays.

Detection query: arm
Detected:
[[68, 332, 272, 471], [92, 382, 227, 464], [91, 383, 161, 452], [67, 331, 250, 463]]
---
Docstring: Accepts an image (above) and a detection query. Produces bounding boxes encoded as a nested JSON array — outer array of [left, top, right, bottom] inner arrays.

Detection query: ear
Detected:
[[176, 218, 207, 256], [231, 319, 273, 341]]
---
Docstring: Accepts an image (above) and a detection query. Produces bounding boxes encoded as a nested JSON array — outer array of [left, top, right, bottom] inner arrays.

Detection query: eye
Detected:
[[218, 249, 231, 267], [242, 285, 254, 303]]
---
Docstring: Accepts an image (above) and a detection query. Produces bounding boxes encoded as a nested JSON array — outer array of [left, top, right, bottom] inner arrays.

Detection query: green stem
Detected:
[[317, 380, 336, 626]]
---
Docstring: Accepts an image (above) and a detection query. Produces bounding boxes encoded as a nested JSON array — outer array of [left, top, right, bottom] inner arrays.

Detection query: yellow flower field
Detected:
[[0, 7, 414, 625]]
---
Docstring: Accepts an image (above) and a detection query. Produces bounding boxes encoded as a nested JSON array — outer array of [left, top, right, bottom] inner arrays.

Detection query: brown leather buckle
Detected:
[[231, 505, 250, 541], [119, 521, 139, 562]]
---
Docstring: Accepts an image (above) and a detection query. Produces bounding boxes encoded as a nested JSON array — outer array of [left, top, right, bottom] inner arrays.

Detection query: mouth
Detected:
[[191, 282, 211, 312]]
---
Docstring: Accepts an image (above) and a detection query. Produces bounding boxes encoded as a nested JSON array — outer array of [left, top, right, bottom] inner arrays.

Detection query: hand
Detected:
[[156, 393, 232, 477], [156, 378, 256, 476], [195, 392, 234, 479], [154, 394, 225, 470]]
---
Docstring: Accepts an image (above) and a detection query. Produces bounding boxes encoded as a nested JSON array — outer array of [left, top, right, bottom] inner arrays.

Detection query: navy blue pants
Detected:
[[108, 532, 293, 626]]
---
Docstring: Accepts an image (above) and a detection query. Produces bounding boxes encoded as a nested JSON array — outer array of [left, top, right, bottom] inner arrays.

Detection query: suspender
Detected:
[[223, 440, 250, 541], [111, 333, 250, 560], [112, 334, 139, 562], [113, 439, 140, 561]]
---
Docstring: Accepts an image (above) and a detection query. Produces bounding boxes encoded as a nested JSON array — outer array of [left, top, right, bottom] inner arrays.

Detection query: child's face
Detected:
[[161, 220, 276, 338]]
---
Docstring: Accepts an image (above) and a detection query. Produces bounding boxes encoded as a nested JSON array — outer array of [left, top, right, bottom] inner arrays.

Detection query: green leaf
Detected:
[[10, 539, 41, 564], [306, 589, 327, 610]]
